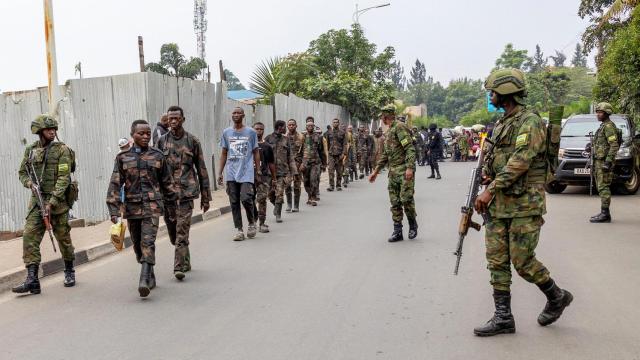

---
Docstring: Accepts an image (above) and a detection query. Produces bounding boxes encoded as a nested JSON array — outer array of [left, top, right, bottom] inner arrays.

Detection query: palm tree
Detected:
[[249, 57, 293, 99], [600, 0, 639, 26]]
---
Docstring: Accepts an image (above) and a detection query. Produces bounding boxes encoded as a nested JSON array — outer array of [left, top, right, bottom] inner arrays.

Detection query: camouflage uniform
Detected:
[[373, 133, 385, 166], [374, 120, 417, 223], [254, 139, 274, 227], [324, 127, 348, 189], [458, 134, 469, 160], [285, 132, 305, 208], [483, 106, 551, 292], [265, 132, 297, 204], [593, 119, 619, 209], [366, 132, 375, 174], [156, 131, 211, 272], [302, 132, 327, 200], [356, 131, 372, 177], [106, 146, 175, 265], [18, 141, 75, 266], [346, 131, 358, 180]]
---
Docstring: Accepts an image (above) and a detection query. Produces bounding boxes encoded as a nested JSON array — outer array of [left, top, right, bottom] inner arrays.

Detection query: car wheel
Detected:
[[614, 167, 640, 195], [544, 181, 567, 194]]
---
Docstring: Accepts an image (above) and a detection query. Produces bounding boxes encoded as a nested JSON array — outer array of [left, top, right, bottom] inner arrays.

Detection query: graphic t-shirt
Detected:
[[220, 126, 258, 183]]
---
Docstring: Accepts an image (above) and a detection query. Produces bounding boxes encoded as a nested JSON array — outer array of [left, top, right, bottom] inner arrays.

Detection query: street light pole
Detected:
[[43, 0, 61, 116], [352, 2, 391, 24]]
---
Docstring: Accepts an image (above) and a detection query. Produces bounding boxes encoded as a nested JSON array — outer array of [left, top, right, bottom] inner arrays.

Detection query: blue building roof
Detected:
[[227, 89, 261, 100]]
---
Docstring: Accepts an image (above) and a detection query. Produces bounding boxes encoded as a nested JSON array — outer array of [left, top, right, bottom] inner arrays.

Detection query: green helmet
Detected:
[[378, 104, 397, 116], [484, 68, 527, 96], [595, 102, 613, 115], [31, 114, 58, 134]]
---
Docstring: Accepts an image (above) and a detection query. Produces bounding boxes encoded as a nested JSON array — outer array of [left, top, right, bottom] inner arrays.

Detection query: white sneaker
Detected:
[[247, 224, 257, 239], [233, 231, 245, 241]]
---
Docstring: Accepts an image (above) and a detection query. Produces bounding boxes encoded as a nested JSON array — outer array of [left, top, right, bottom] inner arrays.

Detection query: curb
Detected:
[[0, 205, 231, 294]]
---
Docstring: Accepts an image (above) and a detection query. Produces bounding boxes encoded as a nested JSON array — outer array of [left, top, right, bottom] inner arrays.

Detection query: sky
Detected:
[[0, 0, 594, 92]]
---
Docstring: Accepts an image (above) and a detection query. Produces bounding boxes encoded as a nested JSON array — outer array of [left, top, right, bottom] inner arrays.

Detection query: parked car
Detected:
[[545, 114, 640, 195]]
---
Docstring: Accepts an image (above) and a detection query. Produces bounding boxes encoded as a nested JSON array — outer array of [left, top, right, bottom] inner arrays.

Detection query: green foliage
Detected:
[[579, 0, 632, 64], [409, 59, 426, 86], [494, 43, 530, 70], [563, 97, 593, 117], [595, 6, 640, 122], [459, 108, 499, 127], [526, 67, 594, 111], [443, 78, 485, 121], [144, 43, 206, 79], [528, 45, 547, 73], [249, 57, 290, 100], [389, 61, 406, 91], [224, 69, 246, 90], [571, 44, 588, 67], [412, 115, 453, 129], [550, 50, 568, 67]]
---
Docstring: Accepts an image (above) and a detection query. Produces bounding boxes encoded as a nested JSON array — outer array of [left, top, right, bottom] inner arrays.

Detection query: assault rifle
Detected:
[[26, 156, 57, 252], [453, 137, 491, 275], [587, 131, 594, 196]]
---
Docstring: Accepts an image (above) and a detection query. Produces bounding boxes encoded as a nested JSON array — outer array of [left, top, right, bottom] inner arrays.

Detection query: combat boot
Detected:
[[408, 218, 418, 240], [388, 223, 404, 242], [537, 279, 573, 326], [327, 185, 334, 192], [12, 264, 41, 295], [285, 193, 293, 212], [436, 170, 441, 180], [428, 171, 435, 179], [174, 269, 185, 281], [275, 203, 283, 223], [589, 208, 611, 223], [138, 262, 152, 297], [343, 175, 349, 187], [149, 266, 156, 289], [63, 260, 76, 287], [292, 194, 300, 212], [473, 290, 516, 336]]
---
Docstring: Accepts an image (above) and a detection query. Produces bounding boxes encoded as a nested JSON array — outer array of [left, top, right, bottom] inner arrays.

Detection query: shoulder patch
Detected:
[[515, 133, 529, 147], [400, 138, 410, 146], [607, 134, 617, 142], [58, 163, 70, 173]]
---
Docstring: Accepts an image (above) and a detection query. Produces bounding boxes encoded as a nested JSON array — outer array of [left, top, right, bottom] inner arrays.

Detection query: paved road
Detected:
[[1, 162, 639, 360]]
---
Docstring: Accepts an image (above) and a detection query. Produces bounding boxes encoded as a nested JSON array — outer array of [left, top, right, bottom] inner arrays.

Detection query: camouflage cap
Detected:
[[595, 102, 613, 115], [379, 104, 397, 116], [31, 114, 58, 134]]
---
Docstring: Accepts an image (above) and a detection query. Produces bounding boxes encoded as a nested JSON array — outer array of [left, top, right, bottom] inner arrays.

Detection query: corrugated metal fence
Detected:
[[0, 72, 350, 232]]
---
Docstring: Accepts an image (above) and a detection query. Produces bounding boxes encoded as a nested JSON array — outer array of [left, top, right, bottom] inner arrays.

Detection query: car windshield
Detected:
[[562, 116, 630, 138]]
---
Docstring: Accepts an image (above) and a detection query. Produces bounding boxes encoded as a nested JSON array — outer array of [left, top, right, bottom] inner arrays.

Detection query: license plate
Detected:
[[574, 168, 591, 175]]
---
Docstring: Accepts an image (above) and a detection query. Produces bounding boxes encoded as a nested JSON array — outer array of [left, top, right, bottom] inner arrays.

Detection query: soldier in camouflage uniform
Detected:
[[425, 123, 442, 179], [13, 115, 76, 295], [301, 120, 327, 206], [266, 120, 297, 223], [285, 119, 305, 213], [156, 106, 211, 280], [346, 125, 358, 183], [324, 119, 348, 191], [373, 128, 385, 168], [253, 122, 276, 233], [107, 119, 176, 298], [356, 125, 372, 179], [366, 127, 375, 175], [473, 68, 573, 336], [589, 102, 620, 223], [369, 105, 418, 242]]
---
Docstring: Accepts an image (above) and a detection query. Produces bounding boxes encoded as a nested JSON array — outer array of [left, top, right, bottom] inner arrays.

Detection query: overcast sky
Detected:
[[0, 0, 593, 92]]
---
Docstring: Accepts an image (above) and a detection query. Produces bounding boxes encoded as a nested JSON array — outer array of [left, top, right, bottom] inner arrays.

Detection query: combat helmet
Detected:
[[595, 102, 613, 115], [31, 114, 58, 134], [485, 68, 528, 104], [379, 104, 397, 117]]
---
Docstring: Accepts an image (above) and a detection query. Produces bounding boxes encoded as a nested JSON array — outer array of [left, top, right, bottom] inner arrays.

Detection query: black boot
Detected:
[[589, 208, 611, 223], [138, 262, 151, 298], [408, 218, 418, 239], [428, 171, 435, 179], [436, 170, 441, 180], [474, 290, 516, 336], [285, 193, 292, 212], [388, 223, 404, 242], [149, 266, 156, 289], [63, 260, 76, 287], [12, 264, 41, 295], [275, 203, 283, 223], [343, 175, 349, 187], [327, 185, 334, 192], [292, 194, 300, 212], [537, 279, 573, 326]]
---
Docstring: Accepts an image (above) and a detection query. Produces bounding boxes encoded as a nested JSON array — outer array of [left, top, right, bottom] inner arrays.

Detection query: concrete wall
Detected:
[[0, 72, 350, 232]]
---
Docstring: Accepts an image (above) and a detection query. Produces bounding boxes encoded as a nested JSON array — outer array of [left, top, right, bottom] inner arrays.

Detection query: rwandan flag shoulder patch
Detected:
[[515, 133, 529, 147]]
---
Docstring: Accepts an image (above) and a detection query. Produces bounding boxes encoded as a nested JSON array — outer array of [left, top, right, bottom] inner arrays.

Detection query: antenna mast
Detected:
[[193, 0, 208, 81]]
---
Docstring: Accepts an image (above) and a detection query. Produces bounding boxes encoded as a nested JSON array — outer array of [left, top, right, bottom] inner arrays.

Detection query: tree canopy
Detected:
[[145, 43, 207, 80]]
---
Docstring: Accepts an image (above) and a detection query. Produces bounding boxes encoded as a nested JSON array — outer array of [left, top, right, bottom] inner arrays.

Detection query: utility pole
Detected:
[[43, 0, 61, 116], [194, 0, 208, 81], [138, 36, 145, 72]]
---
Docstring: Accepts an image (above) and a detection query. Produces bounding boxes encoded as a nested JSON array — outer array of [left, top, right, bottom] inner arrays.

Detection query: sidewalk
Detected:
[[0, 189, 231, 293]]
